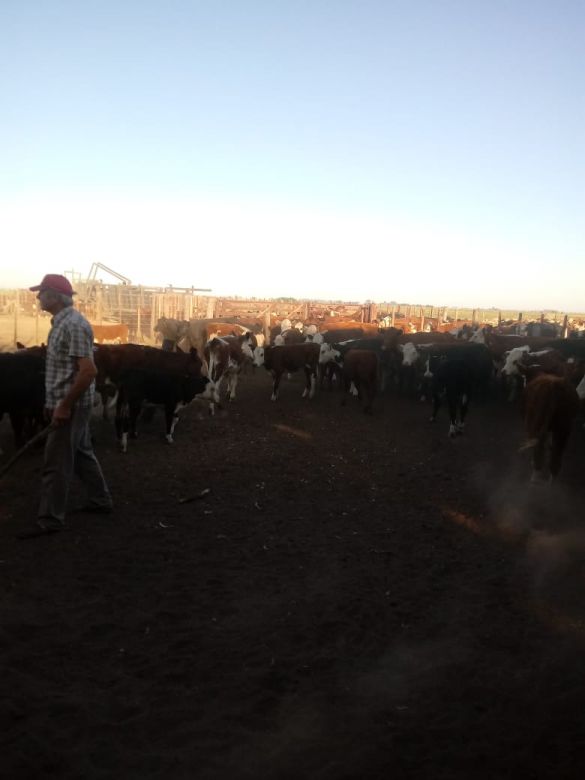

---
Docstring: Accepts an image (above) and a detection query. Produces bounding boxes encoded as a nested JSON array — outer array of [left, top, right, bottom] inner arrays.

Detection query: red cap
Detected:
[[29, 274, 76, 296]]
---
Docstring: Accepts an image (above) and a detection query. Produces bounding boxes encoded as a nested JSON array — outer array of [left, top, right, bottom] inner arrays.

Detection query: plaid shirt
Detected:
[[45, 306, 95, 410]]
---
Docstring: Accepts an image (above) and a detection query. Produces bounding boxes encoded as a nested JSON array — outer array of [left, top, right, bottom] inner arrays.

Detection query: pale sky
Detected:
[[1, 1, 583, 310]]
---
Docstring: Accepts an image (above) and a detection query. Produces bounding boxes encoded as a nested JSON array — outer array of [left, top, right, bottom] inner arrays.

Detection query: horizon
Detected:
[[1, 2, 583, 310]]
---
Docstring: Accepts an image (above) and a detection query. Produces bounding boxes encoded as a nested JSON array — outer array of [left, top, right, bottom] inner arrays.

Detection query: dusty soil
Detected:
[[2, 369, 585, 779]]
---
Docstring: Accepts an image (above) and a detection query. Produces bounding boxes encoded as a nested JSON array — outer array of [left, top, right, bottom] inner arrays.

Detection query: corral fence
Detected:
[[0, 283, 581, 348]]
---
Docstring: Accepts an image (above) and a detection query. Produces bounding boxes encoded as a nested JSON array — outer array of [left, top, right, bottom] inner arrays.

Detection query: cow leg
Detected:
[[456, 392, 469, 434], [531, 435, 548, 483], [550, 426, 572, 480], [128, 399, 141, 441], [165, 402, 178, 444], [100, 380, 118, 421], [271, 370, 282, 401], [227, 371, 238, 401], [310, 368, 317, 398], [115, 397, 130, 453], [429, 387, 441, 423], [363, 380, 374, 415], [209, 376, 223, 415], [302, 367, 310, 398], [341, 374, 352, 407], [303, 367, 316, 399], [446, 388, 459, 437], [93, 381, 109, 420]]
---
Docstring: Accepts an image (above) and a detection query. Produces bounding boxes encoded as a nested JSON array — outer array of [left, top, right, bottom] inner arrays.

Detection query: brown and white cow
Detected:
[[521, 373, 579, 484], [154, 317, 190, 350], [253, 342, 320, 401], [501, 347, 568, 401], [176, 318, 256, 359]]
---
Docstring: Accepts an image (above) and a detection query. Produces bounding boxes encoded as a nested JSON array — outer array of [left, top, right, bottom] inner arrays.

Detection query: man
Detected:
[[17, 274, 113, 539]]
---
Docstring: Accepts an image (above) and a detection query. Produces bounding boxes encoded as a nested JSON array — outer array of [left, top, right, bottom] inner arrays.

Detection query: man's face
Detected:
[[37, 288, 59, 313]]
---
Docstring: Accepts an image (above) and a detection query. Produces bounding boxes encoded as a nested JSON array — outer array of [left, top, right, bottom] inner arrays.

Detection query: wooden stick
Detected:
[[0, 425, 53, 480]]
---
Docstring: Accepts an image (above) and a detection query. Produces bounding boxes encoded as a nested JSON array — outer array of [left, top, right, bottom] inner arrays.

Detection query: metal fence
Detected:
[[0, 284, 582, 348]]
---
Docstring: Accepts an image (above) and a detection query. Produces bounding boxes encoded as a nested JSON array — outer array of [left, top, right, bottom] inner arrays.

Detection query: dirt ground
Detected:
[[1, 368, 585, 779]]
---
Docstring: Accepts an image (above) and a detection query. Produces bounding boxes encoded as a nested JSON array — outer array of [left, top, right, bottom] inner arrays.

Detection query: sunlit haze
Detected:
[[1, 1, 583, 310]]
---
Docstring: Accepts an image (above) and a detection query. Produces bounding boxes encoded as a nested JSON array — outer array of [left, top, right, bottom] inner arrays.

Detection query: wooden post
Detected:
[[391, 304, 396, 327], [13, 288, 19, 345], [264, 309, 271, 344], [420, 309, 425, 332], [136, 287, 142, 342], [471, 309, 477, 325], [150, 292, 156, 339], [562, 314, 569, 338]]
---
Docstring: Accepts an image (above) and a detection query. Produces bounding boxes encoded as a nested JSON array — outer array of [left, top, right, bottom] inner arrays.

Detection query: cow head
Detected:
[[319, 343, 341, 365], [253, 346, 265, 367], [501, 346, 530, 377], [240, 333, 256, 361], [181, 373, 217, 405], [423, 353, 447, 379], [400, 342, 419, 366]]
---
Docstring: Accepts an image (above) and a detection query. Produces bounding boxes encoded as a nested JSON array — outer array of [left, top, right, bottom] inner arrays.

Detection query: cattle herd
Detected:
[[1, 316, 585, 483]]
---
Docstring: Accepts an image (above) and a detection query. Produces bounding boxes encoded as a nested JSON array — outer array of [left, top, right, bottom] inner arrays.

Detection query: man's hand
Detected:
[[52, 401, 72, 426]]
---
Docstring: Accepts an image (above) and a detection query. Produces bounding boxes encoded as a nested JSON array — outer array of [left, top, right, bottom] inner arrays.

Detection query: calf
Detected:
[[425, 355, 473, 437], [204, 334, 255, 408], [522, 374, 579, 483], [114, 367, 214, 452], [94, 344, 205, 420], [253, 342, 320, 401]]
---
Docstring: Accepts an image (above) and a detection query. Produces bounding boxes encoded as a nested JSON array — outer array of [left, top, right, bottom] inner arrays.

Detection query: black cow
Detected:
[[114, 367, 214, 452], [425, 355, 473, 437], [419, 342, 494, 400], [0, 350, 46, 451], [94, 344, 204, 419]]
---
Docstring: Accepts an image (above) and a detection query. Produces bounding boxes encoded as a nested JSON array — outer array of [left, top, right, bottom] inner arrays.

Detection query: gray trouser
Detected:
[[38, 406, 112, 528]]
